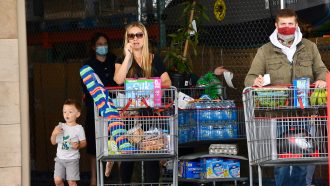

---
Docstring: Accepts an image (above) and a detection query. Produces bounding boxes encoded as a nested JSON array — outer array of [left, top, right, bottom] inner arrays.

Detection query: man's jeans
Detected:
[[274, 165, 307, 186], [306, 165, 316, 186]]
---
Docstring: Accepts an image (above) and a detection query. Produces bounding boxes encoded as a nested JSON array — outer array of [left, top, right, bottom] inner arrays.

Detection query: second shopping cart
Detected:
[[243, 86, 328, 186]]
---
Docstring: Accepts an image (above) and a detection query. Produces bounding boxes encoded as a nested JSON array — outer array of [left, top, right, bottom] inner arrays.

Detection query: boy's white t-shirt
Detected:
[[56, 123, 86, 160]]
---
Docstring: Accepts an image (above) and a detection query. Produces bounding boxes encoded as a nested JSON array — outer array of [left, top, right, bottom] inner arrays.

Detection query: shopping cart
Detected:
[[242, 86, 328, 186], [94, 86, 178, 186]]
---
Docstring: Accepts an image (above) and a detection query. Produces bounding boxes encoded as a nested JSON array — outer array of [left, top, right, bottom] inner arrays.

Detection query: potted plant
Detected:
[[163, 0, 209, 88]]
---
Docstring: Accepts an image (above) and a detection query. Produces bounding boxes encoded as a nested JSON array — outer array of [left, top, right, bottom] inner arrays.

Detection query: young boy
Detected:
[[50, 99, 87, 186]]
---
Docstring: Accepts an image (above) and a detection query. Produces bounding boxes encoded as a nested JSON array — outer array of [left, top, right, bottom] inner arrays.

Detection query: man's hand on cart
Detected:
[[314, 80, 326, 88], [253, 75, 264, 87]]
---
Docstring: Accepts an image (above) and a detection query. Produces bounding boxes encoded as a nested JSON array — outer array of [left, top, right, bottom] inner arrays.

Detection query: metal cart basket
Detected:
[[94, 86, 178, 186], [242, 86, 328, 186]]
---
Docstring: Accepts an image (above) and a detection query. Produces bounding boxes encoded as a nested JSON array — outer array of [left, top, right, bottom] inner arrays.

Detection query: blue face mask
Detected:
[[96, 45, 108, 56]]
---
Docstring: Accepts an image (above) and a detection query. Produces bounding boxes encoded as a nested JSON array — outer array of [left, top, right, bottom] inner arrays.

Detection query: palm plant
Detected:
[[164, 0, 209, 74]]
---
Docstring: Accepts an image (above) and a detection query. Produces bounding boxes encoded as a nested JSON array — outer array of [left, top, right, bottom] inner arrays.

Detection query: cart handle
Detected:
[[251, 84, 320, 88], [105, 86, 171, 90]]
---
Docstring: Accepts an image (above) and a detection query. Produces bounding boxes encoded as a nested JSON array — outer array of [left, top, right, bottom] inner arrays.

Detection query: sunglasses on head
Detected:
[[127, 32, 144, 40]]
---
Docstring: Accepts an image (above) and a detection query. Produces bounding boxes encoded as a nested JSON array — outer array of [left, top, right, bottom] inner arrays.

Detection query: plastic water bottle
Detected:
[[178, 111, 185, 127], [56, 122, 64, 143]]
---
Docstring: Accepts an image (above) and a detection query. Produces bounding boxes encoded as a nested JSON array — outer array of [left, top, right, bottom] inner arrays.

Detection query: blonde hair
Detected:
[[124, 22, 152, 78]]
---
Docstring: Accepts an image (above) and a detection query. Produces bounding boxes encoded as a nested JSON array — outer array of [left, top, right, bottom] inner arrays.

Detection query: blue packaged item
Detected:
[[223, 123, 238, 139], [214, 109, 223, 120], [293, 77, 310, 108], [231, 108, 238, 121], [222, 109, 230, 121], [185, 110, 192, 123], [199, 124, 213, 140], [228, 161, 240, 178], [178, 161, 185, 178], [179, 128, 189, 144], [200, 158, 240, 178], [178, 111, 186, 126], [212, 162, 224, 176], [190, 126, 197, 142], [200, 158, 220, 178], [212, 125, 225, 139], [183, 161, 201, 179]]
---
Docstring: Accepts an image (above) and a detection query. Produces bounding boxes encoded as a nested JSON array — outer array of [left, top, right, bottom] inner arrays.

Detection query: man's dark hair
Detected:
[[276, 9, 298, 23], [64, 99, 82, 112]]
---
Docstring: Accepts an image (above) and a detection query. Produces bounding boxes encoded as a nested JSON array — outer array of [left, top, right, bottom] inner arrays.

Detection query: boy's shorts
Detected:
[[54, 157, 80, 181]]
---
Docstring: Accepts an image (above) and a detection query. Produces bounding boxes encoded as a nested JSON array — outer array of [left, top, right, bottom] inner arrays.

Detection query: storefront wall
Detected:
[[0, 0, 29, 185]]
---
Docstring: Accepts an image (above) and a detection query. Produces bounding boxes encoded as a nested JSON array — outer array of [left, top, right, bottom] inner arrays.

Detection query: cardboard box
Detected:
[[124, 78, 161, 108], [184, 161, 201, 179], [178, 161, 201, 179], [293, 77, 310, 108], [200, 158, 240, 179]]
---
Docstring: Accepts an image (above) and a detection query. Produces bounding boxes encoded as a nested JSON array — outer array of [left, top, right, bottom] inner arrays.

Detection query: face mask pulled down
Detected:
[[96, 45, 108, 56]]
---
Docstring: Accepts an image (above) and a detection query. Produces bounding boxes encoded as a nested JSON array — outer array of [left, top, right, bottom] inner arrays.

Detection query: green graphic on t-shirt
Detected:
[[61, 135, 70, 150]]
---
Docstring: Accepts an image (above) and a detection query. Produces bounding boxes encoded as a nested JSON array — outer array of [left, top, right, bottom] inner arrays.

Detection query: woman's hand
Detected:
[[160, 72, 171, 87], [114, 43, 134, 84], [124, 43, 133, 57]]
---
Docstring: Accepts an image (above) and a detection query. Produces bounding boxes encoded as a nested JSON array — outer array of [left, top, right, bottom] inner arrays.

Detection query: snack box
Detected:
[[124, 78, 161, 108], [179, 161, 201, 179], [200, 158, 240, 179], [293, 77, 310, 108]]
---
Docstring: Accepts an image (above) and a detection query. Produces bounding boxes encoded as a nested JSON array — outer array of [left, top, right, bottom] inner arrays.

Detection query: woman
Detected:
[[114, 22, 171, 86], [81, 32, 118, 186], [114, 22, 171, 184]]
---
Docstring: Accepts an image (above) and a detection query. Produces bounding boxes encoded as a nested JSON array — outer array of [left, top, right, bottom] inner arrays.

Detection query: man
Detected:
[[244, 9, 328, 186], [245, 9, 327, 88]]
